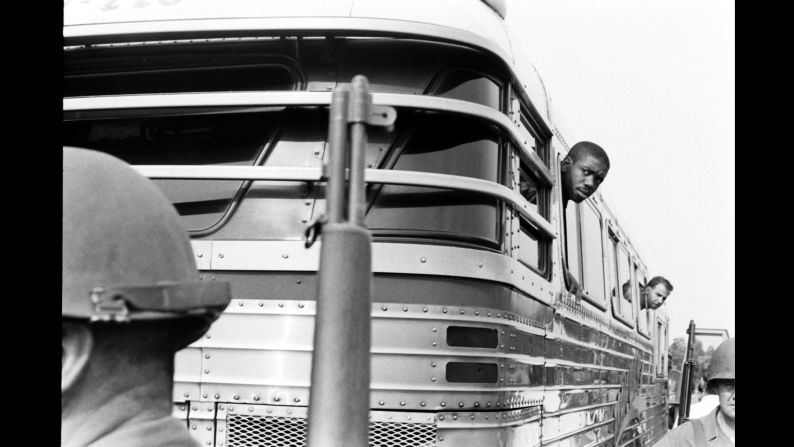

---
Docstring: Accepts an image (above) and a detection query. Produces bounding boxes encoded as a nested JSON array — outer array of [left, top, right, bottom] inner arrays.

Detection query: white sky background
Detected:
[[504, 0, 735, 347]]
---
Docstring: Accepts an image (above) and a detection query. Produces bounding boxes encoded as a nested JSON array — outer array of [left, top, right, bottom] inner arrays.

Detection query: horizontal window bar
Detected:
[[129, 164, 555, 239], [63, 91, 553, 185]]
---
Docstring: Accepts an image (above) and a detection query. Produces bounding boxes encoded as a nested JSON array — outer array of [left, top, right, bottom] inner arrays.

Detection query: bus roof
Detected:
[[64, 0, 558, 135]]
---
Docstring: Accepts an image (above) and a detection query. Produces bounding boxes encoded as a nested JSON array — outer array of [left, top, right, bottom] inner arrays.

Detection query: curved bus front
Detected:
[[63, 5, 670, 446]]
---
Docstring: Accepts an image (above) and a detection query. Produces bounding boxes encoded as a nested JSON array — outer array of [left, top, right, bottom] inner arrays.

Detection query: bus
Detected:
[[63, 1, 671, 446]]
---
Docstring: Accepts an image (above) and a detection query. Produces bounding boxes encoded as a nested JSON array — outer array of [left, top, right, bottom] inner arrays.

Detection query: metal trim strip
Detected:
[[542, 401, 617, 417], [542, 360, 628, 373], [120, 164, 553, 237], [540, 418, 616, 445], [193, 240, 555, 305]]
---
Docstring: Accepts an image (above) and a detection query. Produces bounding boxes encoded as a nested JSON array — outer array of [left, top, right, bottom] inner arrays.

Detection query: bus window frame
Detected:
[[515, 155, 550, 278], [511, 84, 553, 279], [609, 228, 635, 329], [577, 200, 608, 311], [655, 316, 669, 377], [635, 264, 652, 339]]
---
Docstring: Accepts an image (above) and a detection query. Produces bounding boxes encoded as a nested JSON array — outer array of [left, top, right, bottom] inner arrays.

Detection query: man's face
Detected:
[[716, 379, 735, 422], [561, 154, 609, 203], [644, 284, 670, 309]]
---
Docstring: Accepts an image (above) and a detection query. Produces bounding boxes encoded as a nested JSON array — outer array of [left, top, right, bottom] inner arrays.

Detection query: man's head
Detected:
[[560, 141, 610, 204], [621, 280, 632, 301], [642, 276, 673, 309], [706, 338, 735, 422], [62, 148, 231, 398]]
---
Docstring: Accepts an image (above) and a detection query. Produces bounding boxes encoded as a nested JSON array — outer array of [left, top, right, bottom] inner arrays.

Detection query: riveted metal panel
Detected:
[[542, 421, 615, 447], [174, 346, 203, 401], [541, 405, 615, 444], [191, 240, 212, 270], [187, 403, 217, 447], [438, 418, 541, 447], [542, 388, 620, 414], [173, 402, 189, 426], [198, 272, 554, 329], [203, 240, 555, 305]]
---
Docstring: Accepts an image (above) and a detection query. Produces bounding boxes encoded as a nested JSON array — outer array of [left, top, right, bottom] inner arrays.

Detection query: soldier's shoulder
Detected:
[[654, 422, 697, 447]]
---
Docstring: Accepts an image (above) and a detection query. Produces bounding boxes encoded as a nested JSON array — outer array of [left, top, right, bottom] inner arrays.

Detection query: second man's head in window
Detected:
[[561, 142, 610, 205]]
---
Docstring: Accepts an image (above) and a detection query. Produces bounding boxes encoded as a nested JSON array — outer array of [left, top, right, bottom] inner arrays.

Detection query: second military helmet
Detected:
[[706, 337, 735, 390]]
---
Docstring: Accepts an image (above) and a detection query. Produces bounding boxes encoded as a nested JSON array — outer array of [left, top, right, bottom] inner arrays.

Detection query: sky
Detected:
[[504, 0, 735, 347]]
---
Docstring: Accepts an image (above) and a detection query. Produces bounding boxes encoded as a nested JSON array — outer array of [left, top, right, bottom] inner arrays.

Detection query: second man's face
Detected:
[[644, 284, 670, 309], [563, 154, 609, 203]]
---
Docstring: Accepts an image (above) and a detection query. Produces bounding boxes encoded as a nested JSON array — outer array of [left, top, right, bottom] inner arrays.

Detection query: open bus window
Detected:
[[636, 269, 652, 338], [610, 234, 635, 327], [579, 202, 607, 309]]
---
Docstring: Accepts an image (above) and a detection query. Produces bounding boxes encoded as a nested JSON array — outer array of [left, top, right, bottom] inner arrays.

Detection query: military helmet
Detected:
[[706, 337, 735, 385], [63, 147, 231, 348]]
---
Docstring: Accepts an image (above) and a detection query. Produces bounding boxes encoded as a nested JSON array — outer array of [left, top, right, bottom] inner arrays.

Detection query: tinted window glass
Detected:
[[637, 270, 652, 337], [565, 204, 582, 284], [580, 203, 606, 305], [435, 70, 502, 109], [64, 45, 299, 96], [611, 241, 634, 325], [366, 114, 502, 247], [63, 111, 278, 232]]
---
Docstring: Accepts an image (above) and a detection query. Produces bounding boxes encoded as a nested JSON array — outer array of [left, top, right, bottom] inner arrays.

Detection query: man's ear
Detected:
[[560, 156, 572, 172], [62, 323, 93, 393]]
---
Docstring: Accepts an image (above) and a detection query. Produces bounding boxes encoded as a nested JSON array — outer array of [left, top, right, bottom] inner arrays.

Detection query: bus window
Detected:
[[435, 69, 503, 110], [365, 113, 502, 248], [656, 319, 668, 377], [564, 203, 582, 290], [64, 44, 300, 96], [520, 110, 550, 167], [636, 268, 652, 338], [611, 236, 635, 327], [579, 202, 607, 309], [516, 159, 550, 276], [62, 110, 286, 233]]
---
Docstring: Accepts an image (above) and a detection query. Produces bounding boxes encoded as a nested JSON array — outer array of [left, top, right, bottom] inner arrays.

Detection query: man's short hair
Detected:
[[568, 141, 610, 169], [621, 280, 631, 298], [647, 276, 674, 292]]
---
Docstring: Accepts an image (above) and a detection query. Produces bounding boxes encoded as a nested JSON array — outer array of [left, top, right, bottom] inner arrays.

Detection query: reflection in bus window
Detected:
[[580, 202, 606, 306], [611, 239, 635, 326], [516, 160, 549, 275], [519, 164, 541, 215], [637, 269, 652, 337], [64, 45, 300, 96], [565, 204, 582, 286], [435, 70, 502, 110], [366, 114, 502, 248], [656, 321, 667, 376], [62, 111, 282, 232]]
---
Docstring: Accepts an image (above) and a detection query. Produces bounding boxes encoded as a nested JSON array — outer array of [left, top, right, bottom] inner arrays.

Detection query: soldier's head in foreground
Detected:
[[706, 338, 735, 423], [560, 141, 610, 205], [62, 148, 231, 447], [640, 276, 673, 310]]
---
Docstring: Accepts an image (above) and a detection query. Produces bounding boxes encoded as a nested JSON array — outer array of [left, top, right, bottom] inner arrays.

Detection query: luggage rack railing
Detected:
[[63, 91, 553, 186], [129, 164, 556, 239]]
